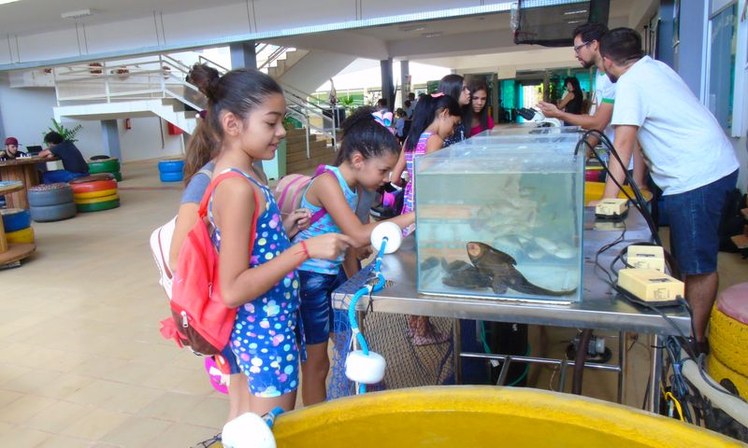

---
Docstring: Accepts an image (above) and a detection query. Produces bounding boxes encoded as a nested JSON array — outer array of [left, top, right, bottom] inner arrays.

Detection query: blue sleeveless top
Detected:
[[207, 168, 300, 320], [292, 165, 358, 275]]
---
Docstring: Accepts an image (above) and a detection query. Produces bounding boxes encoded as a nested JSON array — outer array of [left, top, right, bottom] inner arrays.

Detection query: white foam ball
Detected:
[[370, 221, 402, 254], [345, 350, 386, 384], [222, 412, 276, 448]]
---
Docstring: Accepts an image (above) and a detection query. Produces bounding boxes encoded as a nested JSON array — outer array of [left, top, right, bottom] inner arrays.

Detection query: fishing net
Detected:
[[328, 263, 455, 399]]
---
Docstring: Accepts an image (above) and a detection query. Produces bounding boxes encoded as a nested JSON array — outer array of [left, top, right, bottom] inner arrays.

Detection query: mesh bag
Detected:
[[328, 264, 455, 399]]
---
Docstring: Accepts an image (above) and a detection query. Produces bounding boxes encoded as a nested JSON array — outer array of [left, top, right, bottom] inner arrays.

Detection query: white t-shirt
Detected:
[[590, 69, 616, 140], [611, 56, 738, 195]]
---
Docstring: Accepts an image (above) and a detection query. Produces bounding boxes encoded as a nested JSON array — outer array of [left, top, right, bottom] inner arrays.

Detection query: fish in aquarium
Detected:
[[430, 242, 577, 297]]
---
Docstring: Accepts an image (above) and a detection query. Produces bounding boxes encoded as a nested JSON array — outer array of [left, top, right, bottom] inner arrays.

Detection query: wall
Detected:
[[0, 76, 183, 162]]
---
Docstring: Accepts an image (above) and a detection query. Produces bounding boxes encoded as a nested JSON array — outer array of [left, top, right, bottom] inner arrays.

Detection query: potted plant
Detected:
[[42, 119, 83, 143]]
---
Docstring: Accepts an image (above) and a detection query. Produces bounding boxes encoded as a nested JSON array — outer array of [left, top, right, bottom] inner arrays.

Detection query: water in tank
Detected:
[[414, 131, 584, 303]]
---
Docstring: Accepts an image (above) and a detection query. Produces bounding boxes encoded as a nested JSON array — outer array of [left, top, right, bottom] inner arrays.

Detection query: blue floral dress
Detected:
[[208, 168, 303, 397]]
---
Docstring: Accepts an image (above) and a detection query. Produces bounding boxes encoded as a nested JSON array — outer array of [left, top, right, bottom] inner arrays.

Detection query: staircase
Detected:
[[43, 49, 341, 174], [284, 128, 336, 174], [54, 98, 198, 134]]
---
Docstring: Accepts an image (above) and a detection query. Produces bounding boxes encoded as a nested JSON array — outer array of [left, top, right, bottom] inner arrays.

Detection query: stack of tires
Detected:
[[707, 282, 748, 399], [158, 158, 184, 183], [28, 183, 77, 223], [70, 176, 120, 213], [88, 156, 122, 181], [1, 208, 34, 244]]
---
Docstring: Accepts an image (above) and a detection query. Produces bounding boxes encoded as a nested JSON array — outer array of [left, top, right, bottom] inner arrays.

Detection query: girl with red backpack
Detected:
[[198, 67, 351, 416]]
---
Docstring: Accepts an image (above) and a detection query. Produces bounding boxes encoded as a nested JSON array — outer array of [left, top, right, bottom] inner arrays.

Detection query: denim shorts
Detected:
[[660, 170, 738, 275], [298, 269, 347, 345]]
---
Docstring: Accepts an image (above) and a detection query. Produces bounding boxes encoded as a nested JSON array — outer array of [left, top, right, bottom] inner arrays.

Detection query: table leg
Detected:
[[618, 331, 626, 404], [648, 333, 664, 413], [453, 319, 462, 384], [1, 165, 36, 209], [0, 216, 7, 253]]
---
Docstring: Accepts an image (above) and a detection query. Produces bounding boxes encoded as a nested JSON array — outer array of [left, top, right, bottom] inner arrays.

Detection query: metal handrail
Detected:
[[50, 50, 337, 153]]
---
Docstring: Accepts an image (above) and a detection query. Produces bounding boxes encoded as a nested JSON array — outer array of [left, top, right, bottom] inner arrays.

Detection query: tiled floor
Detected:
[[1, 160, 746, 447]]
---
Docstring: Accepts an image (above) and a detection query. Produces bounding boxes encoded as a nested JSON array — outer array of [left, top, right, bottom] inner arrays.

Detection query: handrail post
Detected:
[[305, 114, 311, 159]]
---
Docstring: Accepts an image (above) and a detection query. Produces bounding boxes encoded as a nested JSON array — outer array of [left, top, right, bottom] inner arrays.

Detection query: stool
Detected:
[[28, 183, 77, 222], [88, 157, 122, 181], [158, 158, 184, 182], [71, 178, 120, 213], [707, 282, 748, 398]]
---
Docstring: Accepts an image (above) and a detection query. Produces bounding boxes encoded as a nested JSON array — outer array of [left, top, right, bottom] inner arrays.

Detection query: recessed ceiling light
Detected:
[[0, 0, 22, 5]]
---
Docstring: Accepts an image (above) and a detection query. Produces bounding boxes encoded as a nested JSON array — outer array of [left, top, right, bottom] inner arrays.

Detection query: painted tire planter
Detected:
[[69, 173, 116, 184], [158, 159, 184, 183], [77, 198, 120, 213], [30, 202, 77, 222], [710, 285, 748, 377], [6, 226, 34, 244], [70, 179, 118, 194], [73, 188, 118, 200], [88, 158, 120, 174], [89, 154, 112, 161], [28, 183, 74, 207], [75, 193, 119, 205], [1, 208, 32, 232], [707, 354, 748, 400]]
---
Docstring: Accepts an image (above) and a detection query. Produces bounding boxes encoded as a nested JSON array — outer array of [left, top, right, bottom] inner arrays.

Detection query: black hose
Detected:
[[572, 329, 593, 395]]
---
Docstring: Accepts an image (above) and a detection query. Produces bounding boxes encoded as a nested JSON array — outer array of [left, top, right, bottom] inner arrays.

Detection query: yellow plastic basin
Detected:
[[273, 387, 740, 447], [585, 181, 653, 206]]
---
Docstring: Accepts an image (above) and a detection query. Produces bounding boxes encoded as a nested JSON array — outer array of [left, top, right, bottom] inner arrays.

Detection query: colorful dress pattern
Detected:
[[401, 131, 432, 235], [207, 168, 302, 398]]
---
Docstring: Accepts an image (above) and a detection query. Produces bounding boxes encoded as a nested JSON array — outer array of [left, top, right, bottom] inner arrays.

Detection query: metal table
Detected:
[[332, 207, 690, 412]]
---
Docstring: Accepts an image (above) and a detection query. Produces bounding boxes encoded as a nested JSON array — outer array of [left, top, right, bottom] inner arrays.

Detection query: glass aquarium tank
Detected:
[[414, 132, 584, 303]]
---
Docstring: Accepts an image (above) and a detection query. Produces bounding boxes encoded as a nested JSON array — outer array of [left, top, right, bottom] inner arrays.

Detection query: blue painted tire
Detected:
[[158, 159, 184, 173], [30, 201, 77, 222], [28, 183, 74, 207], [159, 171, 183, 182], [1, 208, 31, 232]]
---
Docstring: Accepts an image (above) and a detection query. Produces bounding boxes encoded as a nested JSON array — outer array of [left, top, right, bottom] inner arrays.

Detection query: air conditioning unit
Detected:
[[512, 0, 610, 47]]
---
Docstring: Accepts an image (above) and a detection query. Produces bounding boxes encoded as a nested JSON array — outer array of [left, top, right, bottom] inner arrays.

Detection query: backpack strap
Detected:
[[308, 164, 336, 225], [199, 170, 262, 251]]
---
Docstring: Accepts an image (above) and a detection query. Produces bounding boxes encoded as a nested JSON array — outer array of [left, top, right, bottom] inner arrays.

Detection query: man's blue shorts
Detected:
[[298, 269, 347, 345], [660, 170, 738, 276]]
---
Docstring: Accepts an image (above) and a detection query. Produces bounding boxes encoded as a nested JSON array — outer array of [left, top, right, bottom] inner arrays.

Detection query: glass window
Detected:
[[707, 3, 737, 133]]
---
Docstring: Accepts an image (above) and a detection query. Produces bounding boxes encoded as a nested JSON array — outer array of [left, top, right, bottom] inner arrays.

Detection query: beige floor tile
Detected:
[[135, 391, 208, 422], [64, 379, 125, 407], [94, 382, 167, 415], [0, 426, 52, 446], [36, 435, 104, 448], [147, 422, 221, 448], [24, 400, 92, 433], [0, 394, 57, 424], [61, 408, 131, 440], [99, 416, 173, 447], [180, 396, 229, 429], [0, 389, 24, 408]]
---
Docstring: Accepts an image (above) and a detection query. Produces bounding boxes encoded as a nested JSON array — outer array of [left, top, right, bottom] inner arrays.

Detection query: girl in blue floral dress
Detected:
[[193, 65, 351, 416]]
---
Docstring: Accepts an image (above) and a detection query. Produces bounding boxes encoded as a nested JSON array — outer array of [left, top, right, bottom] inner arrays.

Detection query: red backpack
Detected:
[[159, 170, 260, 355]]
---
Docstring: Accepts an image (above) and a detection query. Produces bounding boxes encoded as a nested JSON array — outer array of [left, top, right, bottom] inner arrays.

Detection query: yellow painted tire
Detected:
[[709, 307, 748, 377], [5, 226, 34, 244], [707, 355, 748, 400], [272, 387, 739, 447], [74, 193, 119, 205], [73, 188, 118, 200]]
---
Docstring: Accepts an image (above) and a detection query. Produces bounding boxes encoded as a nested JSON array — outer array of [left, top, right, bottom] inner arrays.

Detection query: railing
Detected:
[[52, 54, 206, 112], [50, 48, 339, 153]]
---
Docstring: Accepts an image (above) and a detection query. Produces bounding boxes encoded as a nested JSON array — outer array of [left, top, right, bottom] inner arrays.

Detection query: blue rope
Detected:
[[347, 236, 389, 393]]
